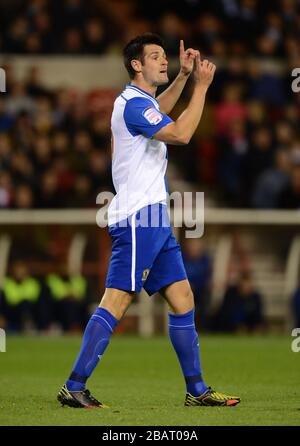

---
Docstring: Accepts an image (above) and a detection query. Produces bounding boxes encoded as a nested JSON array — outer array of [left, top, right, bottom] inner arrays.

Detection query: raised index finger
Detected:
[[180, 39, 185, 55]]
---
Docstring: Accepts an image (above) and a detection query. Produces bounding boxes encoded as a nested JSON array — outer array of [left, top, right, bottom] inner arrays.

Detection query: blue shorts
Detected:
[[105, 203, 187, 295]]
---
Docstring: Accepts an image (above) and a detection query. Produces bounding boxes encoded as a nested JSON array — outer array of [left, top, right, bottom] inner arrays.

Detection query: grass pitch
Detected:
[[0, 334, 299, 426]]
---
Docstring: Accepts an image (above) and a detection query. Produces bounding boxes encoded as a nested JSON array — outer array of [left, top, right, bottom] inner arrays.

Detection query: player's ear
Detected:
[[131, 59, 142, 75]]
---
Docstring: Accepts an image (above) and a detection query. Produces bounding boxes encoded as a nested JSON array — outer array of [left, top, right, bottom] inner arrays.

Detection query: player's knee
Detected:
[[185, 286, 195, 310], [99, 301, 126, 320], [174, 285, 194, 314], [116, 293, 133, 317], [188, 287, 195, 307], [99, 289, 133, 320], [170, 286, 195, 315]]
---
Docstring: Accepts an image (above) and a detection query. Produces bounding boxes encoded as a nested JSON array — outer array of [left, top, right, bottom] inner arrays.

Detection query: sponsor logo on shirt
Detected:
[[143, 106, 163, 125]]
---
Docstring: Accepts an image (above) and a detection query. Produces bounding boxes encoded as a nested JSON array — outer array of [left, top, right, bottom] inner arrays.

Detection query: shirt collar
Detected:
[[126, 83, 157, 101]]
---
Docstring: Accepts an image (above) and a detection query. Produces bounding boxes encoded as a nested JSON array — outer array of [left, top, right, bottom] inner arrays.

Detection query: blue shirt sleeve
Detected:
[[123, 97, 173, 138]]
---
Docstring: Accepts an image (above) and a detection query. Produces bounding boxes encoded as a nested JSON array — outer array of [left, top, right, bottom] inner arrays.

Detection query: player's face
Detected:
[[141, 44, 168, 86]]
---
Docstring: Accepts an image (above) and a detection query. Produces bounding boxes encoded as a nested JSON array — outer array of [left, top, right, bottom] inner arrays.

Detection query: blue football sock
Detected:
[[168, 309, 208, 397], [66, 307, 118, 391]]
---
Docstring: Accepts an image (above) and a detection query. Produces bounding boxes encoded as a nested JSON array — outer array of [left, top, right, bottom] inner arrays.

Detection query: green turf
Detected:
[[0, 334, 299, 426]]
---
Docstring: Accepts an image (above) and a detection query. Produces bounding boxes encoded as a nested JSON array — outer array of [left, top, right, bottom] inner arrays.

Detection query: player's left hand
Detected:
[[179, 40, 198, 76]]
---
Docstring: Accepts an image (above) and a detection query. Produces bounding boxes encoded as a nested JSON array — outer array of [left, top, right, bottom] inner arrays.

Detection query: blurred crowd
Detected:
[[195, 72, 300, 209], [0, 62, 300, 209], [0, 1, 300, 209], [0, 66, 114, 209], [0, 0, 300, 58]]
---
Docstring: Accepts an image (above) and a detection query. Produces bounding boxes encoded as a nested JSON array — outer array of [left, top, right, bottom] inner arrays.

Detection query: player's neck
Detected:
[[130, 80, 157, 98]]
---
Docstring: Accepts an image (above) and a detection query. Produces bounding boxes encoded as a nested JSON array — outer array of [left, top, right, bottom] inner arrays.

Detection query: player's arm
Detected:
[[153, 54, 216, 145], [156, 40, 197, 115]]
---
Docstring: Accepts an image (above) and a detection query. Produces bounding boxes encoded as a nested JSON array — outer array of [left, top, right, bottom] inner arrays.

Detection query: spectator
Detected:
[[228, 0, 258, 46], [13, 183, 35, 209], [84, 18, 109, 54], [89, 149, 111, 190], [210, 57, 249, 102], [25, 32, 43, 54], [32, 135, 53, 174], [46, 268, 88, 332], [33, 11, 53, 53], [248, 60, 286, 106], [214, 84, 248, 137], [36, 170, 62, 208], [278, 162, 300, 209], [213, 272, 265, 333], [159, 12, 183, 56], [10, 151, 34, 185], [5, 82, 34, 117], [5, 17, 29, 53], [245, 100, 268, 134], [243, 125, 274, 203], [0, 170, 12, 207], [32, 96, 53, 133], [252, 149, 290, 208], [0, 261, 49, 332], [63, 28, 83, 53], [68, 174, 94, 208], [25, 66, 49, 98], [0, 133, 13, 168], [52, 131, 70, 157], [218, 118, 249, 206], [0, 98, 14, 131], [274, 120, 296, 148]]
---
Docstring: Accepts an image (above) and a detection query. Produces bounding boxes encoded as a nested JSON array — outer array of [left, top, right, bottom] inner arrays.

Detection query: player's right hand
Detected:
[[194, 53, 216, 87]]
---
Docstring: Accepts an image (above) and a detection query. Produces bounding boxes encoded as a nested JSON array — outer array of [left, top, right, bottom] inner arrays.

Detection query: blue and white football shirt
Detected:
[[108, 84, 173, 225]]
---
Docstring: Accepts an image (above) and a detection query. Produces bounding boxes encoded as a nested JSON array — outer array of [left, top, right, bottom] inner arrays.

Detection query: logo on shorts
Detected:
[[142, 269, 150, 281], [142, 106, 163, 125]]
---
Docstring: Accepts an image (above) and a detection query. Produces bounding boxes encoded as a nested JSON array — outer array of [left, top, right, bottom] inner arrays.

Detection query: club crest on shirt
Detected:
[[142, 268, 150, 281], [142, 106, 163, 125]]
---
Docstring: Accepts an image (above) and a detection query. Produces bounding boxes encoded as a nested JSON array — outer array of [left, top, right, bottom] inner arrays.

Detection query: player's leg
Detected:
[[99, 287, 135, 319], [144, 234, 240, 406], [57, 288, 134, 408], [58, 206, 147, 407], [58, 205, 167, 407], [65, 287, 134, 391], [160, 279, 209, 397], [160, 278, 194, 314], [161, 279, 240, 406]]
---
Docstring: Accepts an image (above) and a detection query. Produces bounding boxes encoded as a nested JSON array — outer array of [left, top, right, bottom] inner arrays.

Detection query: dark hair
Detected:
[[123, 33, 165, 79]]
